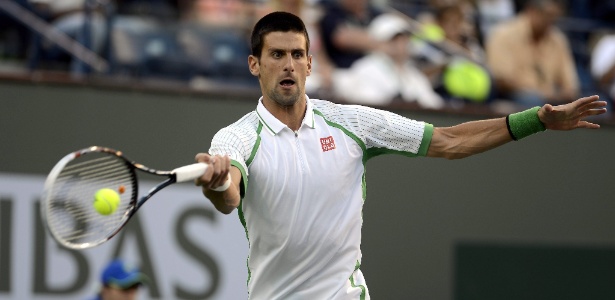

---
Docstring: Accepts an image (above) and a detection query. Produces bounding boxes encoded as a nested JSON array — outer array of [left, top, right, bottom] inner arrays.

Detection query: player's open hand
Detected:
[[537, 95, 608, 131]]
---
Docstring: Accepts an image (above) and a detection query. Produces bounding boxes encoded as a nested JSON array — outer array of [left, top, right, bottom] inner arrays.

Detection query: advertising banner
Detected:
[[0, 172, 249, 300]]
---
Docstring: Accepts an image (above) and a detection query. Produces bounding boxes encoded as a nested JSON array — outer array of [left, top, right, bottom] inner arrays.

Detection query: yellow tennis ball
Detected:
[[93, 188, 120, 215], [421, 23, 445, 42], [443, 60, 491, 103]]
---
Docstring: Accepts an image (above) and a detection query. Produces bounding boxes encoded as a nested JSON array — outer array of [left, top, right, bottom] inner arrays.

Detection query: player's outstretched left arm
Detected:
[[427, 95, 608, 159]]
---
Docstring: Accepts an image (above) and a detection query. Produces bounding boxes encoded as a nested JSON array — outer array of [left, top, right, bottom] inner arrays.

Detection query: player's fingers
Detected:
[[194, 163, 214, 187], [208, 155, 229, 189], [577, 100, 607, 113], [578, 107, 608, 120], [574, 95, 600, 108], [576, 120, 600, 129], [224, 155, 231, 169], [586, 101, 608, 111], [195, 154, 230, 190], [195, 153, 212, 163], [220, 156, 231, 186], [588, 107, 608, 116], [194, 153, 214, 186], [216, 156, 231, 188]]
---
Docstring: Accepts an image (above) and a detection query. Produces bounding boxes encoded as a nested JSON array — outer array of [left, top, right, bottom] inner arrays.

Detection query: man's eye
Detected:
[[272, 52, 281, 58], [293, 52, 304, 59]]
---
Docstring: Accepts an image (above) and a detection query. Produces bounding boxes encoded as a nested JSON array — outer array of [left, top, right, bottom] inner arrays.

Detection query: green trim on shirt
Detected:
[[246, 122, 263, 167], [233, 122, 264, 289], [313, 109, 433, 162], [231, 158, 251, 290], [363, 122, 434, 161], [418, 123, 434, 156], [350, 261, 366, 300], [256, 109, 276, 135], [313, 109, 367, 152]]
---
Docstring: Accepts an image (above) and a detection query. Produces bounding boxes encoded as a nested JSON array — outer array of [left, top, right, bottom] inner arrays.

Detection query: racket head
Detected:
[[40, 146, 138, 249]]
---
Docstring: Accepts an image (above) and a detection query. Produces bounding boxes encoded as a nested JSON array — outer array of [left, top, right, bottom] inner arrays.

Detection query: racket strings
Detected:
[[44, 153, 136, 248], [60, 156, 130, 179]]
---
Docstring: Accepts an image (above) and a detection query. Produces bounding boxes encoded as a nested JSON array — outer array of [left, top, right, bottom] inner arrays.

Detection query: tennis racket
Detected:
[[40, 146, 230, 250]]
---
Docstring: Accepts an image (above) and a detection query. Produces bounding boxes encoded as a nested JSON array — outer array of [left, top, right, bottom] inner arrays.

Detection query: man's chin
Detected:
[[271, 90, 303, 107]]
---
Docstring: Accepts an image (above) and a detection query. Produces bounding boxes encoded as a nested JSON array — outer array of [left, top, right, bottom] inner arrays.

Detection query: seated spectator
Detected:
[[413, 2, 493, 104], [0, 0, 33, 61], [253, 0, 305, 17], [475, 0, 516, 39], [333, 13, 445, 109], [115, 0, 179, 21], [318, 0, 383, 69], [486, 0, 579, 108], [184, 0, 250, 30], [591, 32, 615, 108], [89, 259, 147, 300], [433, 2, 485, 63], [29, 0, 108, 71]]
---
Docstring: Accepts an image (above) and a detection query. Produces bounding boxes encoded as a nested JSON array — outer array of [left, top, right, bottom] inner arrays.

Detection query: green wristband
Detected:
[[506, 106, 546, 141]]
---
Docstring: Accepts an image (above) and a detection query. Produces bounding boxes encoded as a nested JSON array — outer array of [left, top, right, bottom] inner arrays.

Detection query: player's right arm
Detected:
[[194, 153, 241, 214]]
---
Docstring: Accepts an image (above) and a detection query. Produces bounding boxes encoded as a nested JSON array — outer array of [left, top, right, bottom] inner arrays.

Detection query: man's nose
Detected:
[[283, 55, 294, 72]]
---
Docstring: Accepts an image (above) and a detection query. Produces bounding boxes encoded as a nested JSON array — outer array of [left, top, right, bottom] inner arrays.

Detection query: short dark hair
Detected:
[[434, 3, 463, 23], [250, 11, 310, 58]]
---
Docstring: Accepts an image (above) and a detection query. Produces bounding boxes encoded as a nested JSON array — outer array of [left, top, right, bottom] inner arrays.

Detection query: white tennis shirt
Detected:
[[209, 96, 433, 300]]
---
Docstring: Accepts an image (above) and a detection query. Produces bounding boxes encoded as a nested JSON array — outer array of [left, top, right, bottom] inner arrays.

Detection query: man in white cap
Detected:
[[333, 13, 445, 108]]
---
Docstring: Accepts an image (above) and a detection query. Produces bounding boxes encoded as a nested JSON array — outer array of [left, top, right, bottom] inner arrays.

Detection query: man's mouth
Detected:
[[279, 79, 296, 87]]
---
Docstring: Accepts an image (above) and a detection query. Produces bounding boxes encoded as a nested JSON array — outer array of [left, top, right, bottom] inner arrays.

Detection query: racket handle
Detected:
[[173, 163, 208, 182], [172, 163, 232, 192]]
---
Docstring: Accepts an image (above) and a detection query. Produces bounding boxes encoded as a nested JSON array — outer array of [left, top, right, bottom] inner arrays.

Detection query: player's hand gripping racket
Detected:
[[40, 146, 231, 250]]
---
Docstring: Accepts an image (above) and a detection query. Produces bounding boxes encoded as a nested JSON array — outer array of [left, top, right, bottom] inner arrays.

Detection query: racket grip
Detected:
[[172, 163, 232, 192], [172, 163, 208, 182]]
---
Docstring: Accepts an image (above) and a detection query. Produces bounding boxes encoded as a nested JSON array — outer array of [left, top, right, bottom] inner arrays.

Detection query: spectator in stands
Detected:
[[0, 0, 33, 61], [413, 2, 493, 105], [29, 0, 108, 70], [115, 0, 179, 21], [89, 259, 147, 300], [485, 0, 578, 108], [253, 0, 305, 17], [318, 0, 383, 69], [591, 32, 615, 108], [333, 13, 444, 109], [184, 0, 250, 30], [433, 2, 484, 62], [475, 0, 516, 39]]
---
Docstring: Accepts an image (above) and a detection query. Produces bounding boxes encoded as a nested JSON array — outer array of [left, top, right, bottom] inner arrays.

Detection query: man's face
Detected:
[[439, 9, 464, 41], [249, 31, 312, 107], [101, 285, 139, 300], [385, 33, 411, 63], [529, 1, 562, 38]]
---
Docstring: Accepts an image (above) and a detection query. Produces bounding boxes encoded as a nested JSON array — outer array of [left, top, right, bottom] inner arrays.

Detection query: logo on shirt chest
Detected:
[[320, 136, 336, 152]]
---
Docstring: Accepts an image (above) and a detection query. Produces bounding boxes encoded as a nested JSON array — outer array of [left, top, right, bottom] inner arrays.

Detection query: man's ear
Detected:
[[307, 54, 312, 77], [248, 55, 260, 76]]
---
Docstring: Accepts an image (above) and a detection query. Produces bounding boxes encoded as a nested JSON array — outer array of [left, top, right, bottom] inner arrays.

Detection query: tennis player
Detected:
[[195, 12, 607, 300]]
